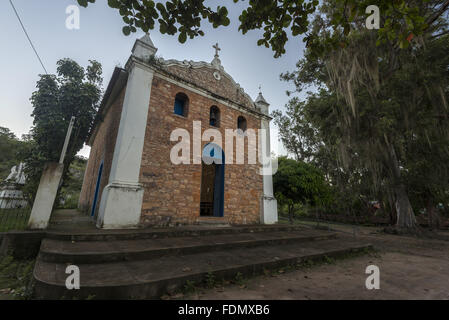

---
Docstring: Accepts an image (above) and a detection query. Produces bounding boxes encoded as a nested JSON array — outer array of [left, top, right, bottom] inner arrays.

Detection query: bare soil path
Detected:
[[186, 222, 449, 300]]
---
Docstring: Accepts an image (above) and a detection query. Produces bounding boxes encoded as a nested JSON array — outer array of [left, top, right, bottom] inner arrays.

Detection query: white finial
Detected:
[[132, 33, 158, 60], [255, 88, 269, 114], [213, 42, 221, 57]]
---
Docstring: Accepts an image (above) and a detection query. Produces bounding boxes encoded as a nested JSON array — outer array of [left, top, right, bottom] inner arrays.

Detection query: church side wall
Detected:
[[78, 88, 126, 216], [139, 75, 263, 226]]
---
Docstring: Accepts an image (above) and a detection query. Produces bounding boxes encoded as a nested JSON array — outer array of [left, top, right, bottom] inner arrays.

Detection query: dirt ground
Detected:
[[2, 221, 449, 300], [184, 222, 449, 300]]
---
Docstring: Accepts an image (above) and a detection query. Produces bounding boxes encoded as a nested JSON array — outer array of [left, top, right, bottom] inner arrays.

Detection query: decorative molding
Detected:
[[153, 71, 271, 121], [213, 71, 221, 81], [154, 57, 257, 112]]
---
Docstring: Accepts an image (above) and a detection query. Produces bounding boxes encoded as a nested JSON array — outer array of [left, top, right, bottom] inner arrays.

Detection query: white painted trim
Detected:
[[260, 118, 278, 224], [97, 61, 154, 229]]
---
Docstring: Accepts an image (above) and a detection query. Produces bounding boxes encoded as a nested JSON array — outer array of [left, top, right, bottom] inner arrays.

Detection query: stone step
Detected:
[[39, 230, 338, 264], [33, 238, 372, 299], [197, 217, 230, 227], [44, 224, 306, 242]]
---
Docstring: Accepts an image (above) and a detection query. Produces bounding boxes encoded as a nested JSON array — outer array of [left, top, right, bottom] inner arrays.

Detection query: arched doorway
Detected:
[[200, 143, 225, 217]]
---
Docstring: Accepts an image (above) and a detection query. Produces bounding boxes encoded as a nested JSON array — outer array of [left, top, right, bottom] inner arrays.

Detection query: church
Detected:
[[78, 34, 278, 229]]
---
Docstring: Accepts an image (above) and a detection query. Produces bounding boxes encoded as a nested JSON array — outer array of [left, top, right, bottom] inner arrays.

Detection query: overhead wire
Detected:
[[9, 0, 48, 74]]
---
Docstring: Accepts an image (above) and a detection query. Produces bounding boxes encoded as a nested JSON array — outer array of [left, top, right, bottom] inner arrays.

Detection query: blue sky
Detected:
[[0, 0, 306, 157]]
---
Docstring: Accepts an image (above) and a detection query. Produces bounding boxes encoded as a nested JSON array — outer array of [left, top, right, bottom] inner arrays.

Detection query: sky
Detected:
[[0, 0, 307, 158]]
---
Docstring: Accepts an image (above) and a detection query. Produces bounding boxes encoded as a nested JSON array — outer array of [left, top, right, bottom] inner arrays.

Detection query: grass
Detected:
[[0, 254, 35, 300], [0, 208, 31, 232], [205, 272, 216, 289]]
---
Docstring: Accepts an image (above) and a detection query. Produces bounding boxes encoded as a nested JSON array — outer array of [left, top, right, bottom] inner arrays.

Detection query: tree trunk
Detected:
[[288, 204, 294, 224], [394, 184, 417, 229], [385, 137, 417, 230], [426, 197, 441, 230], [387, 201, 396, 225], [389, 209, 396, 225]]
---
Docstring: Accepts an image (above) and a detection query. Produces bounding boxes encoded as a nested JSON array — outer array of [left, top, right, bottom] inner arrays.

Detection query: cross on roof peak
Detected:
[[213, 42, 221, 57]]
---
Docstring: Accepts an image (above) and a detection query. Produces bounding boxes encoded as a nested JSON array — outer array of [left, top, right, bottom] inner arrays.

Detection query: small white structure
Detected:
[[0, 163, 28, 209]]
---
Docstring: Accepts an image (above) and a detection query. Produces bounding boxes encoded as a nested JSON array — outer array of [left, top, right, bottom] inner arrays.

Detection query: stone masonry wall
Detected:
[[139, 74, 263, 227], [160, 63, 255, 110], [78, 88, 125, 217]]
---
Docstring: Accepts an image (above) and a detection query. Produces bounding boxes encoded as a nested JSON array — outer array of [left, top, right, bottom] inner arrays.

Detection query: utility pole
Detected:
[[59, 116, 75, 164]]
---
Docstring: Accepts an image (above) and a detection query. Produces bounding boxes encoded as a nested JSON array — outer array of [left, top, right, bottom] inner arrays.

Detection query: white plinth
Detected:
[[96, 182, 144, 229], [262, 195, 278, 224]]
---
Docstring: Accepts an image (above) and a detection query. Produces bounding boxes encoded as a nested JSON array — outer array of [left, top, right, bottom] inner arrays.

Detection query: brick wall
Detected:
[[139, 74, 263, 227], [160, 64, 255, 110], [78, 88, 125, 217]]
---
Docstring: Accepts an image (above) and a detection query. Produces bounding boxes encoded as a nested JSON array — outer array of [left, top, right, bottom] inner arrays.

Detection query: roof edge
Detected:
[[86, 67, 128, 146]]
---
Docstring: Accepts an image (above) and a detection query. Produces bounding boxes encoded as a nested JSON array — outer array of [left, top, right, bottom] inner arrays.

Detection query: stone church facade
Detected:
[[78, 34, 278, 229]]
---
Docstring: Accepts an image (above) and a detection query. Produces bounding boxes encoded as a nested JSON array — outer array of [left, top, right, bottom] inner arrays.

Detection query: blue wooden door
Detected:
[[91, 161, 104, 217], [213, 161, 225, 217], [202, 143, 225, 217]]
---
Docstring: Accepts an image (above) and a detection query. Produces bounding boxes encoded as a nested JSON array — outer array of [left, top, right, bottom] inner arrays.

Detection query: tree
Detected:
[[275, 0, 449, 232], [273, 156, 332, 223], [77, 0, 449, 57], [57, 156, 88, 209], [23, 58, 102, 201]]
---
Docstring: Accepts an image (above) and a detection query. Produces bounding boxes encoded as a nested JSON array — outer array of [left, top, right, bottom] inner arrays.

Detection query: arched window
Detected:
[[174, 92, 188, 117], [237, 116, 247, 132], [209, 106, 220, 127]]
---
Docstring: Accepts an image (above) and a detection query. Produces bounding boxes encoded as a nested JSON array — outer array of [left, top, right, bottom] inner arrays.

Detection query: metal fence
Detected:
[[0, 183, 31, 232]]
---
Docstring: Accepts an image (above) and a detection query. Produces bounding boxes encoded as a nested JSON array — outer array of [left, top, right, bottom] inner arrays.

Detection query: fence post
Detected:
[[27, 163, 64, 229], [27, 118, 75, 230]]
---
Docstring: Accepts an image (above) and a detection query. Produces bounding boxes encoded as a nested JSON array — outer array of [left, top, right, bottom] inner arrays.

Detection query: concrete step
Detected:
[[33, 237, 372, 299], [44, 224, 307, 242], [39, 230, 338, 264], [197, 217, 231, 227]]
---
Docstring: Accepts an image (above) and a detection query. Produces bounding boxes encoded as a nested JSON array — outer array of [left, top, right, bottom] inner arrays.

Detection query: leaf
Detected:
[[122, 26, 131, 36], [77, 0, 88, 7], [178, 32, 187, 43], [159, 20, 168, 33], [107, 0, 120, 8]]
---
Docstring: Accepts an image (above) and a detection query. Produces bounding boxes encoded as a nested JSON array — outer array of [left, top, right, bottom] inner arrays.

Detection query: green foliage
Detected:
[[78, 0, 449, 58], [57, 156, 87, 209], [275, 0, 449, 229], [233, 272, 245, 286], [183, 280, 196, 293], [0, 209, 31, 232], [22, 58, 102, 201], [205, 272, 216, 289], [273, 157, 333, 222], [0, 255, 35, 300]]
